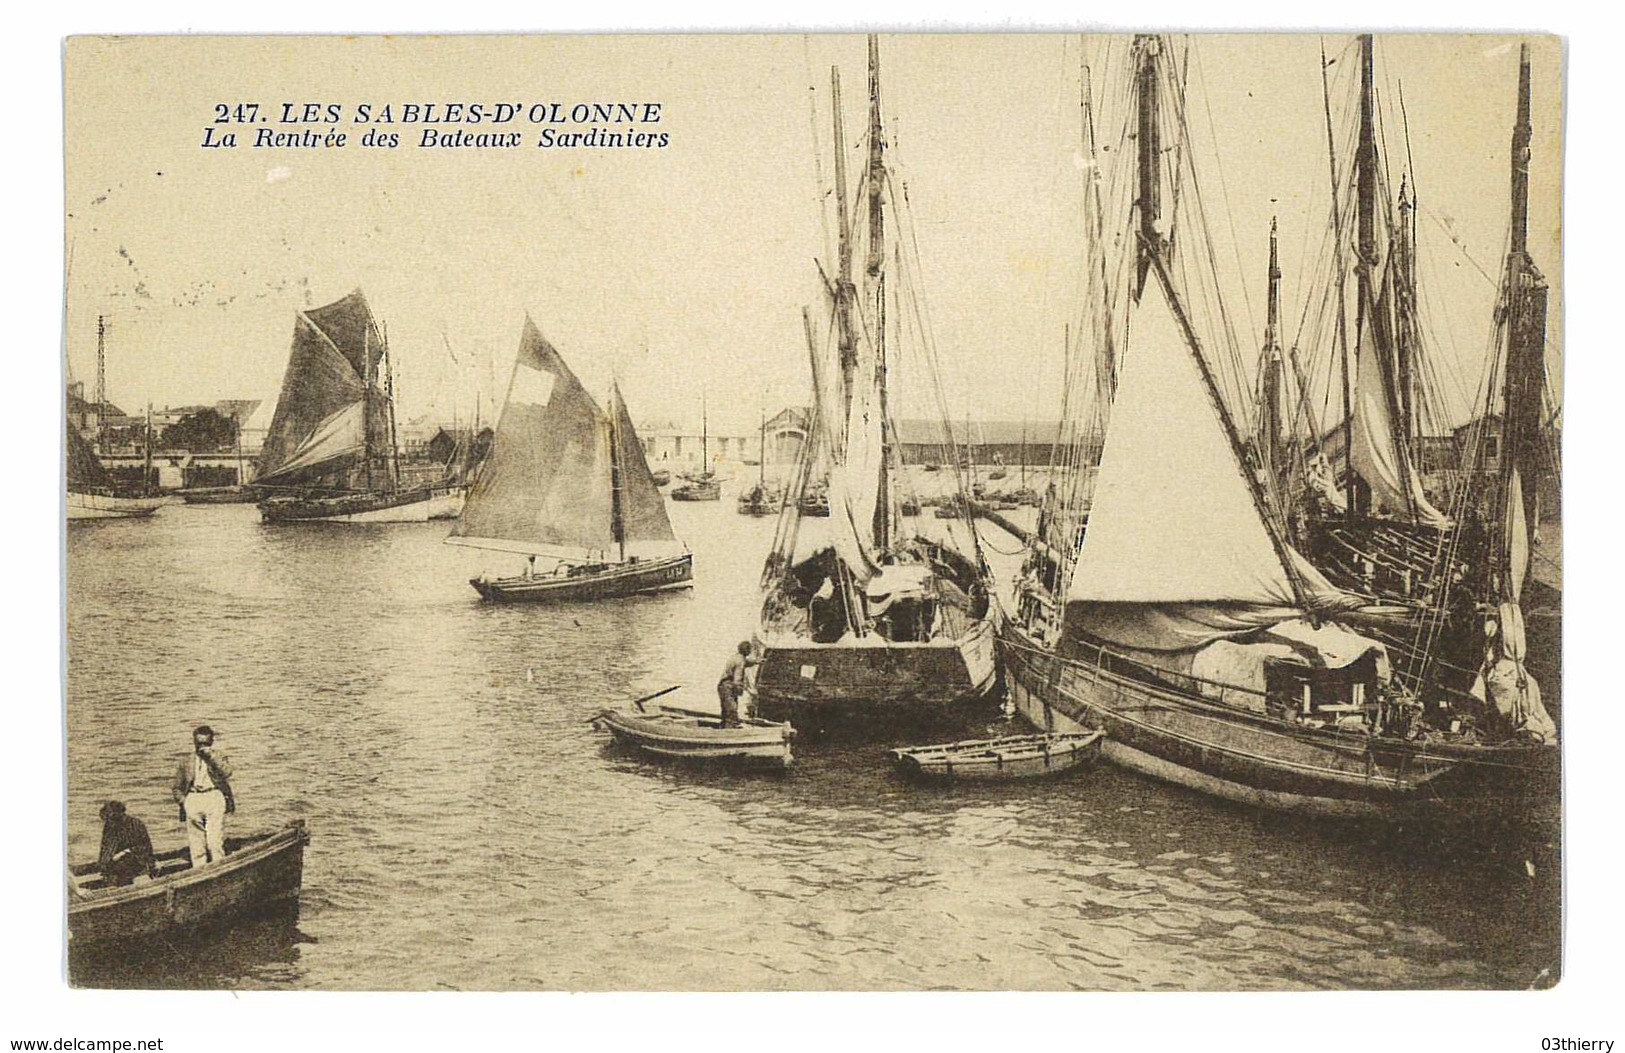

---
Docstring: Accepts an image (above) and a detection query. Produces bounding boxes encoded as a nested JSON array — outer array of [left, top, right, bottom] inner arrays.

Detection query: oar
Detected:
[[630, 684, 682, 713]]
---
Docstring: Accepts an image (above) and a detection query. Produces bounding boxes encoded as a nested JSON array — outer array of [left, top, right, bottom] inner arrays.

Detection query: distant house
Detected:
[[65, 383, 132, 442], [637, 421, 761, 468], [427, 426, 494, 467]]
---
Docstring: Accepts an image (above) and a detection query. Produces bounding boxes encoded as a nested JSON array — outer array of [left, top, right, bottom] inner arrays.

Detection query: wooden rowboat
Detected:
[[68, 821, 309, 949], [888, 731, 1105, 781], [596, 704, 795, 769]]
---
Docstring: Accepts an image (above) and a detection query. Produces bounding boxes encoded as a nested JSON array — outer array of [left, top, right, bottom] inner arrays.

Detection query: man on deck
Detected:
[[172, 725, 235, 867], [717, 641, 760, 728]]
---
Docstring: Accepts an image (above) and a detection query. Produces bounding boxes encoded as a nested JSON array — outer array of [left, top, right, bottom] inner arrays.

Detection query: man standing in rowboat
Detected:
[[171, 725, 235, 867], [718, 641, 760, 728]]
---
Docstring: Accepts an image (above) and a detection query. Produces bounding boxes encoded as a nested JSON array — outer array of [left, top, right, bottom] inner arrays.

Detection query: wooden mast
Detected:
[[866, 34, 891, 553], [1133, 35, 1163, 300], [830, 66, 858, 424], [1496, 42, 1548, 596], [1347, 33, 1378, 517], [361, 313, 373, 493], [95, 316, 107, 454], [610, 388, 626, 563], [1318, 40, 1356, 524], [383, 320, 400, 491]]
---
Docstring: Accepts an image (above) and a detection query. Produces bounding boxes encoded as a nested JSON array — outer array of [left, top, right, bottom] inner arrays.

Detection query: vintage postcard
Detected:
[[62, 32, 1563, 997]]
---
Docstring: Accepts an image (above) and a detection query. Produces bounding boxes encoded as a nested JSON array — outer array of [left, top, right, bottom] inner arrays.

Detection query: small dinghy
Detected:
[[69, 820, 310, 949], [596, 696, 795, 770], [888, 731, 1104, 781]]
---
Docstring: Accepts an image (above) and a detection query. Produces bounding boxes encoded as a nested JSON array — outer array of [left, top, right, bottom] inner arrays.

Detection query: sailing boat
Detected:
[[671, 395, 721, 501], [448, 319, 693, 602], [66, 416, 163, 519], [67, 320, 164, 520], [753, 38, 997, 728], [255, 290, 463, 523], [737, 407, 779, 515], [1000, 35, 1557, 826]]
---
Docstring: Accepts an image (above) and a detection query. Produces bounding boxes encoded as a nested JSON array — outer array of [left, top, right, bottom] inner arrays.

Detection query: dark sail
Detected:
[[609, 384, 678, 545], [449, 319, 617, 557], [66, 420, 115, 493], [256, 291, 384, 484]]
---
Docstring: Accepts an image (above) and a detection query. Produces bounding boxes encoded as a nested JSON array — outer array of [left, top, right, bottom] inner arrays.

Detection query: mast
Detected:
[[361, 314, 373, 492], [1497, 42, 1548, 596], [1319, 40, 1356, 523], [701, 392, 708, 474], [1133, 35, 1164, 299], [831, 67, 858, 422], [1259, 219, 1285, 491], [759, 405, 766, 489], [609, 393, 626, 563], [1348, 34, 1378, 516], [1394, 180, 1417, 445], [95, 316, 107, 453], [383, 321, 400, 490], [867, 34, 891, 552], [144, 403, 154, 496]]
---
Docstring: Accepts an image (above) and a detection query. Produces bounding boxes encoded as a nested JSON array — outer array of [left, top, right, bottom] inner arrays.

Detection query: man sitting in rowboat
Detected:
[[97, 801, 156, 887]]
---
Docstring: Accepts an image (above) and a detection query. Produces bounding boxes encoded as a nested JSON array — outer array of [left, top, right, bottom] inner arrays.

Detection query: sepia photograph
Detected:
[[37, 14, 1603, 1038]]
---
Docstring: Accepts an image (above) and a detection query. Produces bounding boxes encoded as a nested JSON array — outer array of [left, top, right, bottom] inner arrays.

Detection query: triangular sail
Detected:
[[1349, 286, 1450, 527], [257, 291, 383, 483], [609, 384, 678, 546], [262, 402, 365, 483], [1068, 270, 1307, 608], [450, 319, 615, 558]]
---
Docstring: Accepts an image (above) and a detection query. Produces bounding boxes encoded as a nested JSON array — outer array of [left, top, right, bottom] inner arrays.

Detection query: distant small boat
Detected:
[[671, 477, 721, 502], [652, 469, 672, 487], [68, 821, 309, 949], [179, 485, 258, 505], [596, 704, 795, 769], [888, 731, 1105, 781], [988, 468, 1008, 481]]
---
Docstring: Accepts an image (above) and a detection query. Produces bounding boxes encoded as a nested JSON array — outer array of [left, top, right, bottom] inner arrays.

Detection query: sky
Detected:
[[64, 33, 1562, 435]]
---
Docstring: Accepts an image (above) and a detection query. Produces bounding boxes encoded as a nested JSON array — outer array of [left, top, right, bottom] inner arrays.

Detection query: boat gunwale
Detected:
[[68, 822, 308, 915]]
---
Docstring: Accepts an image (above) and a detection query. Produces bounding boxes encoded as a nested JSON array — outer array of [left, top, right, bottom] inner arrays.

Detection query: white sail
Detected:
[[1349, 296, 1451, 528], [1069, 271, 1306, 608], [828, 339, 885, 582], [260, 401, 364, 482]]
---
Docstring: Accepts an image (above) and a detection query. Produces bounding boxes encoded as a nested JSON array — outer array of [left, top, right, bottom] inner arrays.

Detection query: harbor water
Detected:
[[66, 495, 1560, 990]]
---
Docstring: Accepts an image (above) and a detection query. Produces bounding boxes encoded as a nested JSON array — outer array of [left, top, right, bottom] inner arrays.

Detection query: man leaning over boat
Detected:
[[172, 725, 235, 867]]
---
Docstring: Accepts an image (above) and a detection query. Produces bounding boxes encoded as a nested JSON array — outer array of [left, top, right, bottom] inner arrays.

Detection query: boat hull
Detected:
[[471, 553, 693, 603], [259, 486, 464, 523], [67, 491, 164, 520], [753, 614, 999, 724], [670, 482, 721, 501], [998, 620, 1560, 826], [68, 822, 309, 949], [890, 731, 1104, 781], [596, 706, 794, 769]]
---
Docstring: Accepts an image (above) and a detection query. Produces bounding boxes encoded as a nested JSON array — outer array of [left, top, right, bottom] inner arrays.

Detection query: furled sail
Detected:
[[1066, 266, 1355, 652], [827, 337, 886, 582], [449, 319, 616, 558], [66, 420, 115, 493], [257, 290, 388, 484], [1349, 286, 1450, 527], [609, 383, 679, 546]]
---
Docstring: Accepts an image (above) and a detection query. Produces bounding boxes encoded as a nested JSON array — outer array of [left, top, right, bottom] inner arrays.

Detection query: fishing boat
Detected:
[[179, 485, 257, 505], [255, 290, 464, 523], [595, 703, 795, 769], [68, 821, 309, 949], [670, 397, 722, 502], [652, 468, 672, 487], [737, 409, 780, 515], [66, 422, 164, 520], [754, 39, 998, 730], [888, 730, 1104, 781], [448, 319, 693, 602], [1000, 35, 1557, 827], [1271, 39, 1561, 721]]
